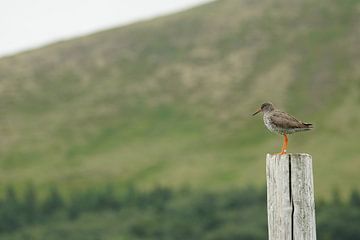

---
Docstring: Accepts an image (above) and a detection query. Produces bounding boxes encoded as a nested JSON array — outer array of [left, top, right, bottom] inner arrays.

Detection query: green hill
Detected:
[[0, 0, 359, 198]]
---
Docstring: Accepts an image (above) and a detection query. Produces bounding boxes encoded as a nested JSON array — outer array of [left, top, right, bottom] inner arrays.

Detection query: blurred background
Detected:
[[0, 0, 359, 239]]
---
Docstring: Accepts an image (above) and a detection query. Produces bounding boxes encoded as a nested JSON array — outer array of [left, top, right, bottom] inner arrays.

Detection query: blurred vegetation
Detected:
[[0, 184, 359, 239], [0, 0, 358, 197], [0, 0, 359, 237]]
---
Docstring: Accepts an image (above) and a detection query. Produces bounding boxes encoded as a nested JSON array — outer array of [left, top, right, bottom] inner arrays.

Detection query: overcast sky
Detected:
[[0, 0, 212, 57]]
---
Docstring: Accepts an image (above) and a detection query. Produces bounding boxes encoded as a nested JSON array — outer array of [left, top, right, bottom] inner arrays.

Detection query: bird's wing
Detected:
[[270, 111, 306, 129]]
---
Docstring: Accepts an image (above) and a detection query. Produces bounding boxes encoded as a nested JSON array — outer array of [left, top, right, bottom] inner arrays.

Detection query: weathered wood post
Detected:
[[266, 153, 316, 240]]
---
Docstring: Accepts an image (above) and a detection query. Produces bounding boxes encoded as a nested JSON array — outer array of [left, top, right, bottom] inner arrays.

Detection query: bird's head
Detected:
[[252, 102, 275, 116]]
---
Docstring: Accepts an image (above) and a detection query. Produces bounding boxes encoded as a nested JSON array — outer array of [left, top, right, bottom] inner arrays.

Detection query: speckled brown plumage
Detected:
[[252, 102, 313, 154]]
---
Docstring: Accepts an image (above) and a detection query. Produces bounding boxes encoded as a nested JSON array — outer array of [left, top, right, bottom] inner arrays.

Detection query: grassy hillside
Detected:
[[0, 0, 359, 198]]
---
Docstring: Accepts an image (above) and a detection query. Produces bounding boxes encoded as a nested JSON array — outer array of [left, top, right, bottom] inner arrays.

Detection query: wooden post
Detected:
[[266, 153, 316, 240]]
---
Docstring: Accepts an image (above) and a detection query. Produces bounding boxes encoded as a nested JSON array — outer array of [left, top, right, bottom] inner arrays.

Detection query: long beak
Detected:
[[252, 109, 261, 116]]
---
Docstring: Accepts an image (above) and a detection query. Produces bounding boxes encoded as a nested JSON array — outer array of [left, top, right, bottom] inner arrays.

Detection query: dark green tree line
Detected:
[[0, 184, 359, 240]]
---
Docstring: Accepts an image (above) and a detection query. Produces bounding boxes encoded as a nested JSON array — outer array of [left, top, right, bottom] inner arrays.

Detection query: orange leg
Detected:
[[278, 134, 288, 155]]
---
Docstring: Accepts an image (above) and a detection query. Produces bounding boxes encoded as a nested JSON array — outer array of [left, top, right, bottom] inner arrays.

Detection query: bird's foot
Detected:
[[276, 150, 287, 155]]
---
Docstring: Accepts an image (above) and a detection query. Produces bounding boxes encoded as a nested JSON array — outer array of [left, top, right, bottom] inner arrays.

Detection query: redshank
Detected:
[[252, 102, 313, 155]]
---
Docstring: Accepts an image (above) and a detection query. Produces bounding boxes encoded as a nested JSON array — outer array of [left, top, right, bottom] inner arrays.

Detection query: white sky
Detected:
[[0, 0, 212, 57]]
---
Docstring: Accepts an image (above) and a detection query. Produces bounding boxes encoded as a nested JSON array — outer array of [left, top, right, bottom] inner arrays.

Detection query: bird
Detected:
[[252, 102, 313, 155]]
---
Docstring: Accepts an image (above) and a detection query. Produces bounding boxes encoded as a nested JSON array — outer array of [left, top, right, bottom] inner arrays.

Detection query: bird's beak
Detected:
[[252, 109, 261, 116]]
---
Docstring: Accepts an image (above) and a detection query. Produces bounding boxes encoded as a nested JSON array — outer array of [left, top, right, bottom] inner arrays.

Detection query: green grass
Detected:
[[0, 0, 359, 198]]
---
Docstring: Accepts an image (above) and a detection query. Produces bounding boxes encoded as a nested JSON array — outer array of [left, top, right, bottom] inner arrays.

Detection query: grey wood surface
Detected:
[[266, 153, 316, 240]]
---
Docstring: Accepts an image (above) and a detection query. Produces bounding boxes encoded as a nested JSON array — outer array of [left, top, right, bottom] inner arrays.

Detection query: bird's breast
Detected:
[[263, 114, 277, 133]]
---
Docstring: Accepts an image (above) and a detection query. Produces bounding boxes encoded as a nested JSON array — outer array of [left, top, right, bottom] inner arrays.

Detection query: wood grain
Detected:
[[266, 153, 316, 240]]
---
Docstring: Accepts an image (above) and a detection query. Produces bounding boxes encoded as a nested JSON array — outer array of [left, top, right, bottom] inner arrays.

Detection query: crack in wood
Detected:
[[289, 155, 294, 240]]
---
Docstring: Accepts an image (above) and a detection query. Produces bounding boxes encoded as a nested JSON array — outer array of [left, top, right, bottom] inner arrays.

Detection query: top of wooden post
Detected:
[[266, 153, 312, 158]]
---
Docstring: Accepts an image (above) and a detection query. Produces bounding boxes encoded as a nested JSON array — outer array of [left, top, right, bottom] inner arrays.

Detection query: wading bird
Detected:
[[252, 102, 313, 154]]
